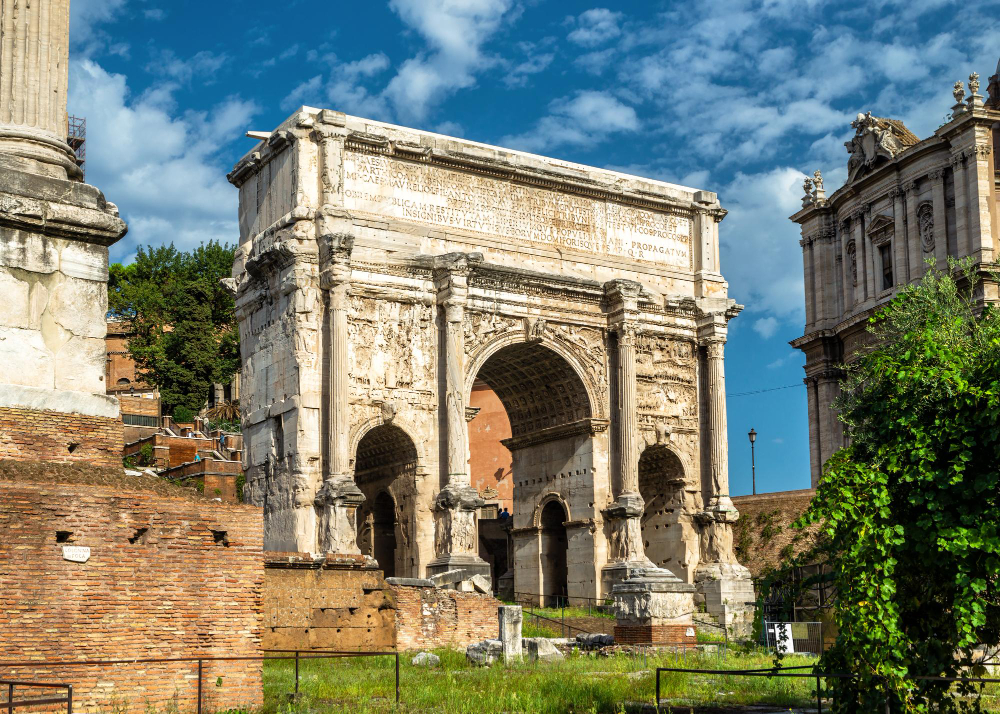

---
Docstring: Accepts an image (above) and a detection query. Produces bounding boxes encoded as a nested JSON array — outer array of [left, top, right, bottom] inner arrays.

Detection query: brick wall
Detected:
[[614, 624, 697, 645], [0, 407, 122, 466], [0, 471, 264, 713], [392, 584, 502, 652], [262, 556, 503, 653]]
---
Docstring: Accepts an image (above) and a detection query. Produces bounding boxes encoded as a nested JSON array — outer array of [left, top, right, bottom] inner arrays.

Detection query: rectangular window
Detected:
[[879, 244, 893, 290]]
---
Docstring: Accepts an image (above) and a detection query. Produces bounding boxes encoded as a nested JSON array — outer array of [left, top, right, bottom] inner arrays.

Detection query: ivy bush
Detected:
[[798, 262, 1000, 712]]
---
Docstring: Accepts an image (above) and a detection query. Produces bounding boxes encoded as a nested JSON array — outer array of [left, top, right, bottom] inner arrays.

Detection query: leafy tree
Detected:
[[108, 242, 239, 417], [793, 261, 1000, 712]]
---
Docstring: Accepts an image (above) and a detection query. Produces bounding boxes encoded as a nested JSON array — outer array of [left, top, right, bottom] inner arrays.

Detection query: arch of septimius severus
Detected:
[[227, 108, 753, 627]]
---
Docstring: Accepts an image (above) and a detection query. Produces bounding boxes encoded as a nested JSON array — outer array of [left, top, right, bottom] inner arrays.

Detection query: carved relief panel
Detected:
[[635, 334, 698, 429], [348, 295, 436, 397]]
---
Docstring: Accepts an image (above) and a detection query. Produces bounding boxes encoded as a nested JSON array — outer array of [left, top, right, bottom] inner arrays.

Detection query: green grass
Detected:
[[522, 605, 615, 621], [258, 648, 826, 713]]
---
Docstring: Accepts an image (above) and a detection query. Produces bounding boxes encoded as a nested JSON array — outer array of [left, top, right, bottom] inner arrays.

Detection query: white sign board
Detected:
[[62, 545, 91, 563], [768, 623, 794, 654]]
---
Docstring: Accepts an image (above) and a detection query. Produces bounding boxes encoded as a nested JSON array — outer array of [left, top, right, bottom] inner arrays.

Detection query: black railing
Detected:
[[1, 680, 72, 714], [653, 664, 1000, 714], [0, 650, 399, 712]]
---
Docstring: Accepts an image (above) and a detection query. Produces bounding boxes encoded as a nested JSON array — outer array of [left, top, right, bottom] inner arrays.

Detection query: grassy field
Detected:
[[258, 648, 825, 713]]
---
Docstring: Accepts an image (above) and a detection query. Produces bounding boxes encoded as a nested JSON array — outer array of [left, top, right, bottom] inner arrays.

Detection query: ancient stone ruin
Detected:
[[227, 108, 754, 632]]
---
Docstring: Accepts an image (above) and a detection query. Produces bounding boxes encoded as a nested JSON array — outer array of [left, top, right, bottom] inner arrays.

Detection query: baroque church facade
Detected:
[[792, 62, 1000, 486]]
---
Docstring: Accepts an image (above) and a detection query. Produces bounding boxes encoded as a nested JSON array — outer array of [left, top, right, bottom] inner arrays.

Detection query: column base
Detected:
[[694, 561, 755, 639], [612, 568, 697, 646], [426, 553, 492, 580]]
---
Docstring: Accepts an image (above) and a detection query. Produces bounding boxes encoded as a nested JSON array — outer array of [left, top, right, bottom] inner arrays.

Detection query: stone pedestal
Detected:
[[612, 568, 697, 645], [428, 483, 491, 578], [694, 561, 755, 638], [315, 476, 365, 555], [695, 504, 755, 638], [498, 605, 522, 663], [601, 492, 656, 593]]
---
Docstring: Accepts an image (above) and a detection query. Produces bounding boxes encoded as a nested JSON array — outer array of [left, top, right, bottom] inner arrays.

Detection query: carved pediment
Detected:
[[866, 214, 895, 241], [845, 112, 919, 183]]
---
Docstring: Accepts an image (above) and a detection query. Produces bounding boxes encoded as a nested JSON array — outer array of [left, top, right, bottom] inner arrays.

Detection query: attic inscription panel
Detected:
[[343, 151, 692, 269]]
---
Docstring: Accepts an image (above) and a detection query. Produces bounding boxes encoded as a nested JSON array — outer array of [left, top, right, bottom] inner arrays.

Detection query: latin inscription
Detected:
[[343, 151, 691, 269]]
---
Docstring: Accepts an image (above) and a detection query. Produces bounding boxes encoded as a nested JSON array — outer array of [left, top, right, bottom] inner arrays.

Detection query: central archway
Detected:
[[467, 339, 604, 605], [354, 423, 417, 578]]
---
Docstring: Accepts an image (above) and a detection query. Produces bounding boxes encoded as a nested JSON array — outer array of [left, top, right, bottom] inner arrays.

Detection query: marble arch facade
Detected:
[[227, 108, 753, 618]]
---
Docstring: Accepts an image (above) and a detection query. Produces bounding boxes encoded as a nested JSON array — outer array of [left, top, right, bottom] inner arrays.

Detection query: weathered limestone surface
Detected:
[[227, 108, 751, 618], [793, 69, 1000, 487], [498, 605, 523, 663], [0, 0, 127, 450]]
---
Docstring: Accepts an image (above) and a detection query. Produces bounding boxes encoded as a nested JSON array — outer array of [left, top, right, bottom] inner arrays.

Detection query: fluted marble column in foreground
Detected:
[[0, 0, 81, 178], [428, 253, 490, 578], [705, 341, 735, 513]]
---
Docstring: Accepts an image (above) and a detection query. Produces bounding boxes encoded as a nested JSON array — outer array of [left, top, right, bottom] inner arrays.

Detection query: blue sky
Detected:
[[68, 0, 1000, 495]]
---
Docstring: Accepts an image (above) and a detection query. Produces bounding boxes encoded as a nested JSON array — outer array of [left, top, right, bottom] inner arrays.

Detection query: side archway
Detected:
[[638, 445, 686, 570], [354, 423, 418, 578]]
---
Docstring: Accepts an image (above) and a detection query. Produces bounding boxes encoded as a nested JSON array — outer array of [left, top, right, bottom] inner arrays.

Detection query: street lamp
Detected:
[[748, 428, 757, 495]]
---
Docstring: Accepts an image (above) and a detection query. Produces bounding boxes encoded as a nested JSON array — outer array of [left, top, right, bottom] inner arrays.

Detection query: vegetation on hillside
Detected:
[[108, 242, 239, 419]]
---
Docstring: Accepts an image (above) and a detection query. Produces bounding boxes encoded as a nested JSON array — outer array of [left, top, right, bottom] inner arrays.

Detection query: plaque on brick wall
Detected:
[[62, 545, 91, 563]]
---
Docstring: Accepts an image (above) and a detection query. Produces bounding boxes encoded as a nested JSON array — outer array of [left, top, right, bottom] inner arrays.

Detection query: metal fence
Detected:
[[763, 620, 824, 654], [1, 680, 72, 714], [0, 650, 399, 713], [654, 664, 1000, 714]]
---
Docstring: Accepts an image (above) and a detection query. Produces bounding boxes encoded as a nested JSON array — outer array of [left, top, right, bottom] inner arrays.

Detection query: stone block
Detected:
[[523, 638, 564, 663], [411, 652, 440, 667], [466, 639, 503, 666]]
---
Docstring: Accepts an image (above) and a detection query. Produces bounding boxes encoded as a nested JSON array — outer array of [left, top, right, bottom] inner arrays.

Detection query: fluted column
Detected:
[[315, 233, 364, 555], [705, 340, 733, 509], [617, 323, 640, 495], [602, 279, 653, 572], [930, 169, 948, 269], [428, 253, 489, 577], [0, 0, 80, 179]]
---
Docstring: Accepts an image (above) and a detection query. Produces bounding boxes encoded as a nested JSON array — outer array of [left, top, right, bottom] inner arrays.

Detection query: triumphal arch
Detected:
[[227, 108, 752, 625]]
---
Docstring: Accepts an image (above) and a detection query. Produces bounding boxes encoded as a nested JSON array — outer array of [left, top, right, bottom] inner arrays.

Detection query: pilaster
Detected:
[[967, 143, 996, 263], [930, 168, 948, 269], [891, 188, 908, 285], [905, 181, 922, 283]]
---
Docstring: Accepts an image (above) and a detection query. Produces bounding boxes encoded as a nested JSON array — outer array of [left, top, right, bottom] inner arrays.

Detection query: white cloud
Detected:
[[753, 317, 779, 339], [144, 8, 166, 21], [70, 0, 128, 56], [147, 49, 229, 84], [503, 45, 555, 88], [719, 167, 807, 322], [501, 90, 639, 153], [566, 9, 623, 47], [282, 53, 391, 117], [383, 0, 516, 121], [69, 60, 259, 260], [767, 351, 801, 369], [287, 0, 518, 123]]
